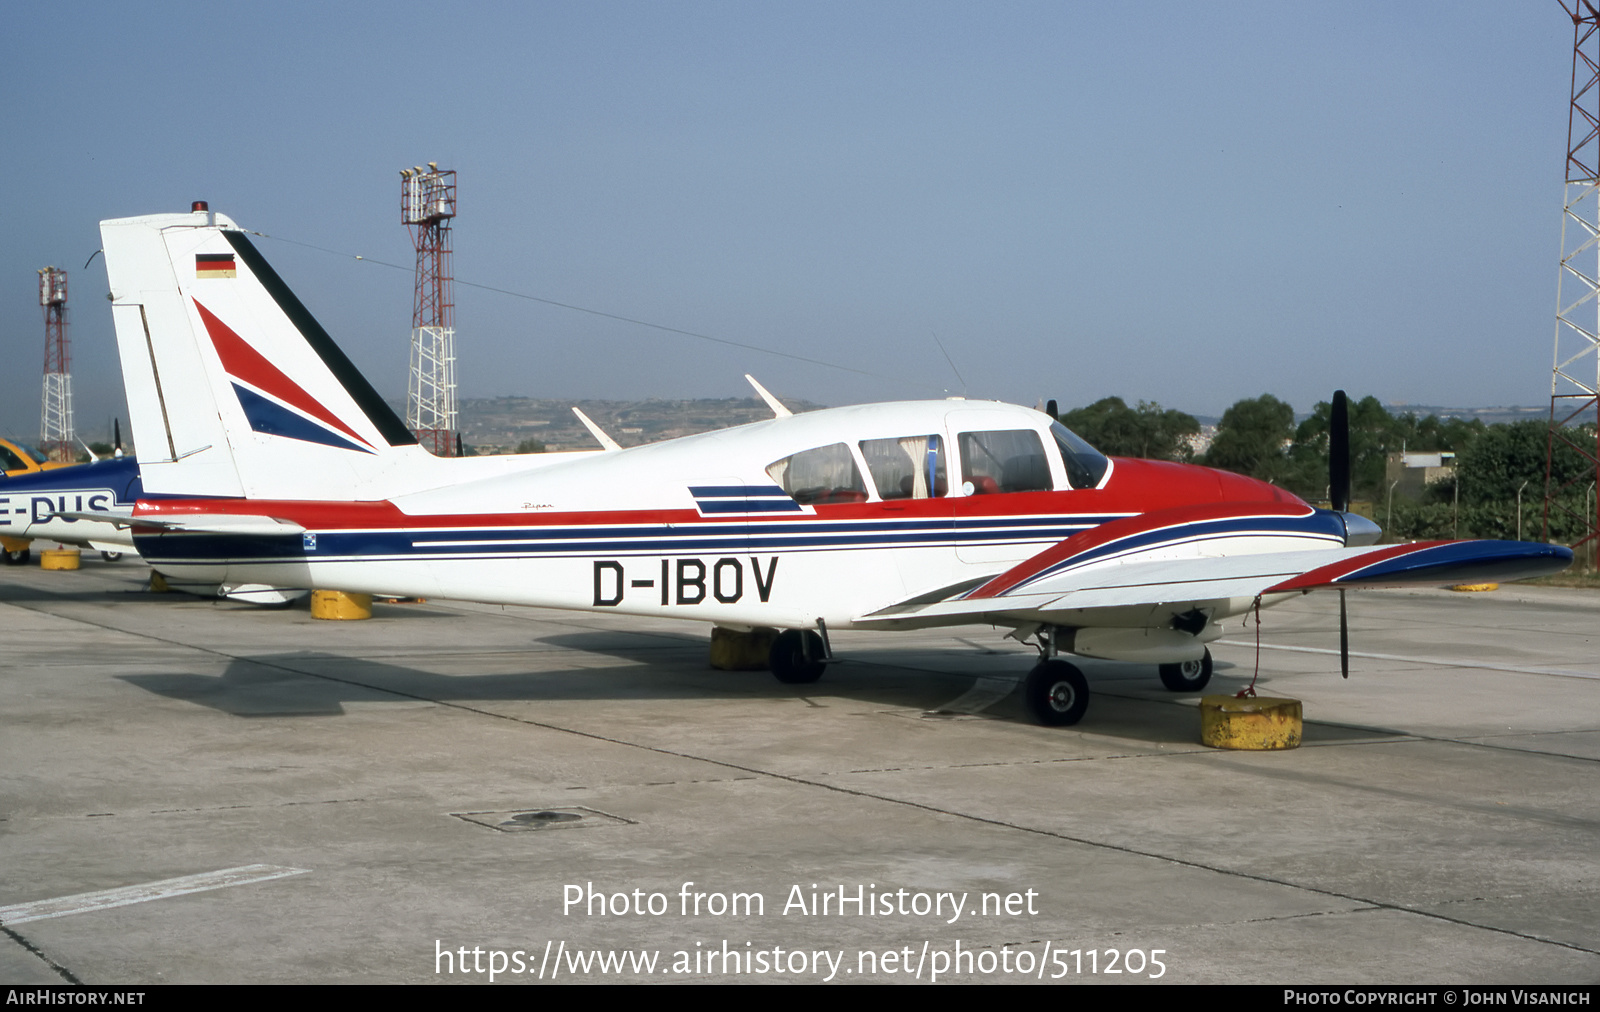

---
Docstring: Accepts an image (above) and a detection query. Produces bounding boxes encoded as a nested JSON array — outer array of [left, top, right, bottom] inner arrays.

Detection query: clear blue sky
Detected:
[[0, 1, 1575, 441]]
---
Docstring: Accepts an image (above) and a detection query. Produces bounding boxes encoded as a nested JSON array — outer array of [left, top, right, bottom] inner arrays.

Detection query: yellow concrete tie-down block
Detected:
[[1200, 694, 1302, 750], [709, 626, 778, 671], [311, 590, 373, 620], [40, 548, 81, 571]]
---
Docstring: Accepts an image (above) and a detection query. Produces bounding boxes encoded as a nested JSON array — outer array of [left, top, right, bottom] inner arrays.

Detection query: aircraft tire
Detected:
[[100, 551, 124, 563], [770, 629, 826, 684], [4, 548, 31, 566], [1158, 649, 1213, 692], [1025, 659, 1089, 726]]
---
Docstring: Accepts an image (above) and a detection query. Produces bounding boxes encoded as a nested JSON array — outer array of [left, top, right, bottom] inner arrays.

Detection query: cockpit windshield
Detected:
[[1050, 421, 1109, 490]]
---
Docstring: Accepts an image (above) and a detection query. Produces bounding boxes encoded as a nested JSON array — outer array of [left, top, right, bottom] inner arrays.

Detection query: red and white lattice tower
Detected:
[[1547, 2, 1600, 549], [401, 163, 458, 455], [38, 266, 74, 462]]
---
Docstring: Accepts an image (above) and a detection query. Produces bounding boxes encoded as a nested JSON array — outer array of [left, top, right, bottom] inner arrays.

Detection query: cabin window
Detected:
[[859, 435, 947, 500], [1050, 421, 1110, 489], [766, 443, 868, 504], [957, 429, 1053, 494], [0, 445, 24, 472]]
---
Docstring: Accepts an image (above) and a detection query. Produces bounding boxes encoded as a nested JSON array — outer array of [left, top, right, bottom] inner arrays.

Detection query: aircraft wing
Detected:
[[856, 502, 1573, 630]]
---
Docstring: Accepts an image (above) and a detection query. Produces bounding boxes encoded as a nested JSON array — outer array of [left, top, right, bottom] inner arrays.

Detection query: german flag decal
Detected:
[[196, 253, 236, 279]]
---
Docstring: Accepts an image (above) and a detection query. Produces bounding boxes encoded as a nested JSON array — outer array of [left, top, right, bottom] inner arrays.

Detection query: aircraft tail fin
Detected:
[[101, 207, 424, 500]]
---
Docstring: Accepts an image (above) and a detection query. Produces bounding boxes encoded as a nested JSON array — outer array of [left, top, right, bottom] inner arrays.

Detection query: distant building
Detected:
[[1183, 425, 1216, 457], [1386, 452, 1456, 500]]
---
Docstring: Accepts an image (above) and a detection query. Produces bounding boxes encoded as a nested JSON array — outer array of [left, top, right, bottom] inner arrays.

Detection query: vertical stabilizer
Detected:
[[101, 208, 423, 501]]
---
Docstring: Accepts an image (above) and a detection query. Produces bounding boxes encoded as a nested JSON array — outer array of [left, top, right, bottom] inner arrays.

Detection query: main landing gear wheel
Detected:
[[1024, 659, 1089, 726], [100, 551, 123, 563], [770, 629, 827, 684], [1158, 648, 1213, 693], [4, 547, 31, 566]]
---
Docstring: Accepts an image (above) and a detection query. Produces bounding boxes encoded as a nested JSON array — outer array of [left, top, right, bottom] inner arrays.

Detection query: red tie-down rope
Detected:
[[1237, 595, 1263, 698]]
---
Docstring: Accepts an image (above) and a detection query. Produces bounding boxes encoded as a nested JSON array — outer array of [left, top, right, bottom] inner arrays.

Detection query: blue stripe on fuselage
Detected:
[[131, 512, 1133, 564]]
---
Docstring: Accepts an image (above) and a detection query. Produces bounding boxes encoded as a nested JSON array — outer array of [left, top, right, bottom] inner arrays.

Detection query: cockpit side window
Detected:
[[0, 444, 24, 472], [766, 443, 868, 505], [859, 435, 947, 500], [1049, 420, 1110, 489], [958, 429, 1052, 494]]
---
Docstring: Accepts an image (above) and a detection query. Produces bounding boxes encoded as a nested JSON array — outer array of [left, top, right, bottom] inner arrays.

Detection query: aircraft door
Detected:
[[948, 410, 1064, 566]]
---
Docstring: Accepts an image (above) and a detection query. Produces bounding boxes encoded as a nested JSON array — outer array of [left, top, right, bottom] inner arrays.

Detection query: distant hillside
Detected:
[[1381, 403, 1550, 427]]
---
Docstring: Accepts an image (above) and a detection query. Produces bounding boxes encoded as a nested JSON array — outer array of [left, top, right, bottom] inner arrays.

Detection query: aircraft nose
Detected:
[[1340, 512, 1383, 547]]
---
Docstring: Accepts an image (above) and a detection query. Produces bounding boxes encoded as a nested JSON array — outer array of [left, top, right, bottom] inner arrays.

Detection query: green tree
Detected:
[[1284, 396, 1472, 502], [1390, 412, 1484, 456], [1060, 397, 1199, 461], [1204, 394, 1296, 483], [1378, 420, 1594, 542], [1457, 419, 1590, 507], [1286, 395, 1386, 500], [515, 438, 547, 454], [1277, 397, 1488, 504]]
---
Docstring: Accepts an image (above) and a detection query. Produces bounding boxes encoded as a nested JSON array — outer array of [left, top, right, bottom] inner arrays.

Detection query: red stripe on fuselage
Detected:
[[134, 498, 709, 530]]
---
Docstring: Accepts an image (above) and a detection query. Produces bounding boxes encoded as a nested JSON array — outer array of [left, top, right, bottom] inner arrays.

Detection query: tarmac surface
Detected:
[[1, 556, 1596, 985]]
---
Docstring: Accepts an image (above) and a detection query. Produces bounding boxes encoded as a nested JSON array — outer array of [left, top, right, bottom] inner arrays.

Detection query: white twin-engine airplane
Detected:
[[96, 205, 1571, 726]]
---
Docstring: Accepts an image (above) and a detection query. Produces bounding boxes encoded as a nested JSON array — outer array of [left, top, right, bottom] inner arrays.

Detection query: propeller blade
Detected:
[[113, 418, 122, 451], [1329, 389, 1350, 513], [1339, 588, 1350, 679]]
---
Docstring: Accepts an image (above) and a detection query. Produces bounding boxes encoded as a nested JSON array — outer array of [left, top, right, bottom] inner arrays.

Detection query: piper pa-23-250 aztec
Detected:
[[87, 204, 1572, 726]]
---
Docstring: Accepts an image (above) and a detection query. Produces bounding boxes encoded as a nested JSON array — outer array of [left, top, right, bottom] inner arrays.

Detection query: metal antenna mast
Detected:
[[38, 266, 73, 461], [401, 163, 458, 456], [1546, 1, 1600, 551]]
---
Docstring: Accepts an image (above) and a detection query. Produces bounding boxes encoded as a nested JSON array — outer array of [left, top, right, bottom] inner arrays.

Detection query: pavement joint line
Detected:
[[147, 795, 385, 814], [0, 865, 311, 926], [9, 590, 1599, 959], [1216, 638, 1600, 681], [1, 924, 80, 984]]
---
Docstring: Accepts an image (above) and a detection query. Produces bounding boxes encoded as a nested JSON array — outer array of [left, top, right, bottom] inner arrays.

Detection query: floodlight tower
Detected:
[[38, 267, 74, 462], [401, 163, 458, 455], [1546, 2, 1600, 550]]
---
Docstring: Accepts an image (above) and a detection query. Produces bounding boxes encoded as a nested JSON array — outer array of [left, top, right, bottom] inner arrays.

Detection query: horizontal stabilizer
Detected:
[[123, 513, 308, 536], [48, 511, 135, 528]]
